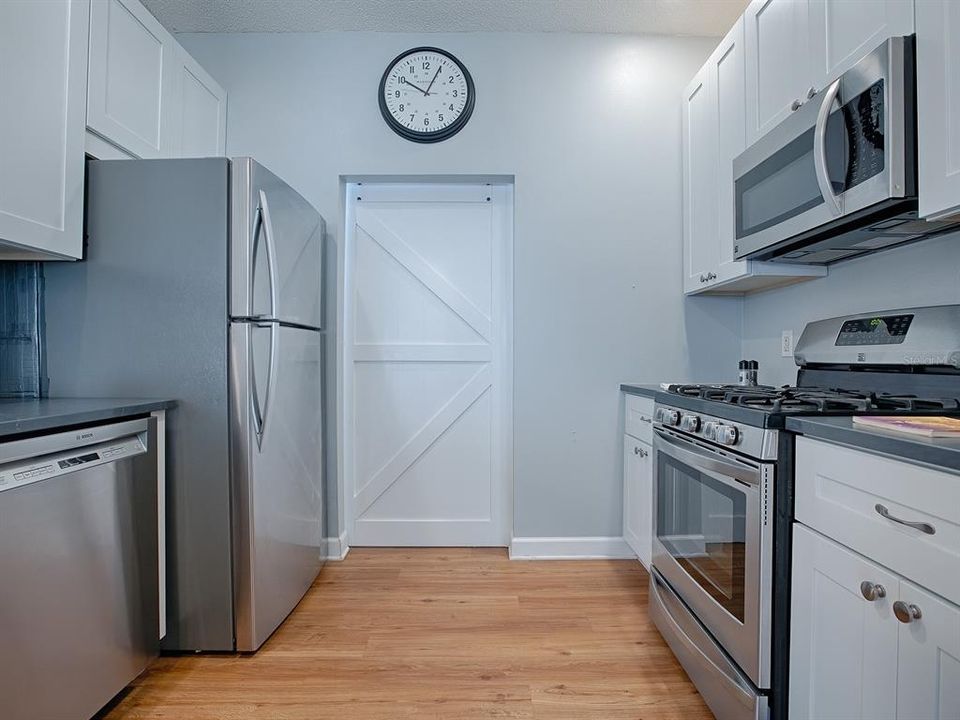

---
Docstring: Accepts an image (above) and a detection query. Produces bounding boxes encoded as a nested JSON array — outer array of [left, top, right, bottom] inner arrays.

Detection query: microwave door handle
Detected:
[[814, 78, 843, 217]]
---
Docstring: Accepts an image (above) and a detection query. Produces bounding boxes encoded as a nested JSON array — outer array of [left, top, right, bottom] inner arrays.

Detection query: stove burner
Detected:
[[666, 384, 960, 416]]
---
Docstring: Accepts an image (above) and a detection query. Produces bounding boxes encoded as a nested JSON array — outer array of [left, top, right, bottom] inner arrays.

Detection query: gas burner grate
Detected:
[[666, 383, 960, 415]]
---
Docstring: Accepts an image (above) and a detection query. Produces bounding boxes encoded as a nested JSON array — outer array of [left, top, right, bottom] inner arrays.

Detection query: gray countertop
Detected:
[[0, 398, 176, 438], [786, 416, 960, 474], [620, 383, 663, 399]]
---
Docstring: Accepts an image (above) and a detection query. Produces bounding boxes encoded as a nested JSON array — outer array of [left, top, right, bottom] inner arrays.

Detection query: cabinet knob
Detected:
[[791, 99, 802, 111], [860, 581, 886, 602], [893, 601, 922, 624], [806, 86, 817, 99]]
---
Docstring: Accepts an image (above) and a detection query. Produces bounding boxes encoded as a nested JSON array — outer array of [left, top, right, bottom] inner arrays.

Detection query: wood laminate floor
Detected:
[[101, 548, 711, 719]]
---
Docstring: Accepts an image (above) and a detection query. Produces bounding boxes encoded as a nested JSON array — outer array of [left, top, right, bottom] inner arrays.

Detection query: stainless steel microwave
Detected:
[[733, 36, 959, 265]]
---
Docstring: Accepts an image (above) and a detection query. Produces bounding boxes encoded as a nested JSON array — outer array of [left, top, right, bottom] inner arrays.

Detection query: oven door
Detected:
[[652, 428, 773, 689], [733, 36, 909, 261]]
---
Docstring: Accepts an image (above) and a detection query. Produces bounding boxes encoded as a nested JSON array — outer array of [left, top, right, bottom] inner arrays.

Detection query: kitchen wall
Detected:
[[742, 232, 960, 386], [179, 31, 742, 543]]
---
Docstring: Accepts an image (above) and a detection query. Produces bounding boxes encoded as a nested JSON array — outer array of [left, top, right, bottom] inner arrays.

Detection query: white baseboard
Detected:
[[322, 532, 350, 561], [509, 536, 635, 560]]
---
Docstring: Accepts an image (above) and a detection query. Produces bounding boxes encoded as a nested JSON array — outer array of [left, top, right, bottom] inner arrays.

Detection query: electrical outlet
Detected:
[[781, 330, 794, 357]]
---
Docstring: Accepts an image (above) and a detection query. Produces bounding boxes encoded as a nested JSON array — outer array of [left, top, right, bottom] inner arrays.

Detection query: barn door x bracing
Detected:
[[345, 183, 512, 546]]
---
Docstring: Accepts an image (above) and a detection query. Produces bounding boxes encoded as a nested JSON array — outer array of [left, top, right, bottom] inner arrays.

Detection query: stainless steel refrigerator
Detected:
[[44, 157, 326, 651]]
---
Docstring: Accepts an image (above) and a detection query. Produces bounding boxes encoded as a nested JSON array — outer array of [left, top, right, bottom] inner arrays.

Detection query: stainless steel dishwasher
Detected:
[[0, 416, 158, 720]]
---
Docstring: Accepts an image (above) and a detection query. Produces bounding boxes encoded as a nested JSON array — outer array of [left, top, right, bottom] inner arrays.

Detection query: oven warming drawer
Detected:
[[650, 568, 769, 720]]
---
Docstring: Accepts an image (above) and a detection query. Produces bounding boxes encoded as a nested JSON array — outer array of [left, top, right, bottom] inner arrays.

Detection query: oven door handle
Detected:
[[654, 428, 762, 489], [814, 78, 843, 217]]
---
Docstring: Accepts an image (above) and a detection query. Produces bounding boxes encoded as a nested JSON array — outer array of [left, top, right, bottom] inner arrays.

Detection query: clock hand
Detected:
[[425, 66, 442, 95], [405, 79, 430, 96]]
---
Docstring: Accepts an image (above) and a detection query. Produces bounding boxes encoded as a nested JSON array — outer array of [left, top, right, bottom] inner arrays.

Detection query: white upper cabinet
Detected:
[[682, 64, 719, 294], [683, 18, 826, 295], [0, 0, 89, 260], [916, 0, 960, 220], [808, 0, 913, 93], [173, 46, 227, 157], [744, 0, 811, 145], [87, 0, 178, 159]]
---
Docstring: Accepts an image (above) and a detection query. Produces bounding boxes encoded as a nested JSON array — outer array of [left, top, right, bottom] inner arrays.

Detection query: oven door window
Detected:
[[657, 452, 747, 622], [735, 79, 885, 240]]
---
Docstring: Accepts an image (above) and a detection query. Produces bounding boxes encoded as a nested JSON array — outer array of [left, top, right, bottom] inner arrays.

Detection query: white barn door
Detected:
[[345, 183, 512, 546]]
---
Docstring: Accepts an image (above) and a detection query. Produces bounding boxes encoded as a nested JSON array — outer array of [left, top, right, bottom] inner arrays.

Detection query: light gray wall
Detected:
[[179, 31, 743, 541], [742, 232, 960, 386]]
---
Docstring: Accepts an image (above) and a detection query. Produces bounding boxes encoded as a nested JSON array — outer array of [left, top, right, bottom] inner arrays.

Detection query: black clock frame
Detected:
[[378, 46, 476, 144]]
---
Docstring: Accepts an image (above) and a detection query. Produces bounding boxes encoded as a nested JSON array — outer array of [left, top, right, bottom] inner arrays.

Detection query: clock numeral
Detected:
[[438, 114, 444, 123], [448, 76, 454, 83], [423, 117, 430, 126], [408, 65, 414, 74], [394, 90, 400, 98], [399, 76, 406, 84], [398, 104, 404, 112], [422, 61, 430, 70], [410, 114, 415, 122], [449, 104, 454, 111], [452, 90, 458, 97]]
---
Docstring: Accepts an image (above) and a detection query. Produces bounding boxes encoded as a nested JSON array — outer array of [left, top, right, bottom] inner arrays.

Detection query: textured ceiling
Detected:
[[141, 0, 748, 37]]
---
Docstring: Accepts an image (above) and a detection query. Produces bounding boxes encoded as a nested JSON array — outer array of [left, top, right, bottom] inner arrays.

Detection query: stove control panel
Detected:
[[795, 305, 960, 368], [654, 403, 778, 460]]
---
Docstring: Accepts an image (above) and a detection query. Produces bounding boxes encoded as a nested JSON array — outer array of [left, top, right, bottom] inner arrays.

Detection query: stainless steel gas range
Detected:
[[648, 306, 960, 720]]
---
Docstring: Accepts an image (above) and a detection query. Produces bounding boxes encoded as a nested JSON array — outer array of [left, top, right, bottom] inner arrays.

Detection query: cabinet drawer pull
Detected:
[[859, 581, 886, 602], [893, 601, 922, 624], [875, 504, 936, 535], [634, 446, 648, 458]]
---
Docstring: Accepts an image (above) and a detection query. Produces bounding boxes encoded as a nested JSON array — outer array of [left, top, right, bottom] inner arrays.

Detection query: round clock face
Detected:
[[379, 47, 475, 143]]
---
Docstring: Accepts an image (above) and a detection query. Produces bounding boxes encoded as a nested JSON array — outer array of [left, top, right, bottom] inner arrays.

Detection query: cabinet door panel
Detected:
[[714, 19, 748, 280], [175, 47, 227, 157], [682, 66, 719, 293], [0, 0, 88, 259], [88, 0, 175, 158], [745, 0, 811, 144], [917, 0, 960, 220], [623, 435, 652, 568], [808, 0, 913, 93], [790, 525, 899, 720], [896, 580, 960, 719]]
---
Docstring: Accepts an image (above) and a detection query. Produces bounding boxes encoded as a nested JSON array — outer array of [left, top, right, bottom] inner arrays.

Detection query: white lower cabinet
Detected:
[[622, 432, 652, 568], [791, 524, 960, 720]]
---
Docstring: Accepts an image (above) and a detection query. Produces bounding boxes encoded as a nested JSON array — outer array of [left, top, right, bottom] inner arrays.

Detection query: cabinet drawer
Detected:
[[795, 436, 960, 604], [624, 395, 654, 443]]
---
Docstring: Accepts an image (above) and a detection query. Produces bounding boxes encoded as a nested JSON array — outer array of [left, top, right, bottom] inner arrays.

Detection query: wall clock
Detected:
[[379, 47, 475, 143]]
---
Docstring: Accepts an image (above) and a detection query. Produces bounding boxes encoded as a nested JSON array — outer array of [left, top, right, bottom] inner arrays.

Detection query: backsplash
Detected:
[[0, 262, 46, 398], [742, 232, 960, 386]]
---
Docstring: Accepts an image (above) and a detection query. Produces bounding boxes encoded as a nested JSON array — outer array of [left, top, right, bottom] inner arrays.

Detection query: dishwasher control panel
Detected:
[[0, 437, 145, 493]]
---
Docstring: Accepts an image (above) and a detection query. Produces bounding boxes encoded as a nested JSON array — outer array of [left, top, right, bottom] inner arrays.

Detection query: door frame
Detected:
[[338, 177, 514, 549]]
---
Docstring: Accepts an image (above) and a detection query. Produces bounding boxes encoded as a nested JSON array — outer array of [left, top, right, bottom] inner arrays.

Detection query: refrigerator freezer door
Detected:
[[230, 321, 324, 651], [230, 158, 324, 329]]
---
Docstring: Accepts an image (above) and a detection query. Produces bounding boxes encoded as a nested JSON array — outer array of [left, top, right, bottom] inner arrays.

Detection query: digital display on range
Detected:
[[835, 314, 913, 346]]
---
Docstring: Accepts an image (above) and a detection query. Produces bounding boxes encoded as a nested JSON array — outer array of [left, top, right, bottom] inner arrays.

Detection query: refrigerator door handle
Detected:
[[250, 321, 279, 449], [256, 190, 279, 321]]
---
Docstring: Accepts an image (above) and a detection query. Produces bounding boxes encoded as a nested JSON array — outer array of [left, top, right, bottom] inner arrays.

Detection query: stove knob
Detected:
[[660, 409, 680, 426], [716, 424, 740, 446], [703, 421, 717, 440], [680, 415, 701, 433]]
